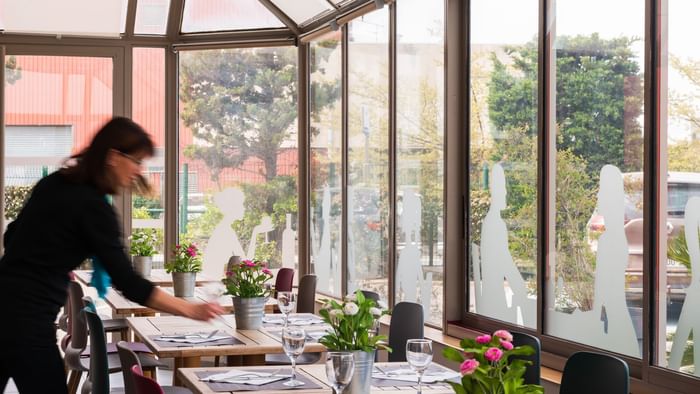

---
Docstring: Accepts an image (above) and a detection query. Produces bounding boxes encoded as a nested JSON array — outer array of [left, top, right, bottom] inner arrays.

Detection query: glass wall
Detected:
[[346, 8, 390, 300], [310, 31, 343, 297], [178, 47, 298, 281], [131, 47, 166, 265], [661, 0, 700, 376], [396, 0, 445, 326], [467, 0, 539, 328], [3, 55, 112, 229], [545, 0, 645, 357]]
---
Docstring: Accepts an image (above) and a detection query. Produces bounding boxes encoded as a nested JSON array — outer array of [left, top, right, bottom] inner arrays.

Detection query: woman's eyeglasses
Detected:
[[116, 150, 143, 166]]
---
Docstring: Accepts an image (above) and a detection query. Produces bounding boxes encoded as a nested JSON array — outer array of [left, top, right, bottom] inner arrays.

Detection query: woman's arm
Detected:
[[146, 287, 224, 321]]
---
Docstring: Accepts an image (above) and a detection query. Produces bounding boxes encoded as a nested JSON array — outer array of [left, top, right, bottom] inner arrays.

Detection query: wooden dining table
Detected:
[[73, 269, 218, 287], [177, 363, 457, 393], [105, 287, 277, 316], [126, 313, 329, 385]]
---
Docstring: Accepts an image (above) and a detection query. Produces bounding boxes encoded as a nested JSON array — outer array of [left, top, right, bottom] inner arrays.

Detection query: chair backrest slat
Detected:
[[117, 341, 142, 394], [275, 268, 295, 293], [388, 302, 424, 362], [511, 331, 541, 385], [131, 364, 165, 394], [296, 275, 317, 314], [84, 308, 110, 394], [560, 351, 629, 394]]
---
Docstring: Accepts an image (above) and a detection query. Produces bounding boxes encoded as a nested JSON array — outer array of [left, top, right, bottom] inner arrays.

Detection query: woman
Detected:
[[0, 117, 223, 393]]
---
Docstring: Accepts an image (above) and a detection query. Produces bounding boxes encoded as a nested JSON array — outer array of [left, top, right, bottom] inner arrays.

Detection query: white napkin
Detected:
[[306, 331, 327, 341], [155, 334, 230, 344], [372, 367, 460, 384], [201, 370, 292, 385], [262, 316, 324, 325]]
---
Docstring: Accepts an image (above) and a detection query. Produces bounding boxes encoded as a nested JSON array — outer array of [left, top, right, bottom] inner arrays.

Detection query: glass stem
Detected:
[[417, 371, 423, 394], [291, 357, 297, 381]]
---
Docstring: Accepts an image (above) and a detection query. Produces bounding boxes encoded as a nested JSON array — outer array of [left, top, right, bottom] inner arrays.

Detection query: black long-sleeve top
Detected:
[[0, 171, 154, 344]]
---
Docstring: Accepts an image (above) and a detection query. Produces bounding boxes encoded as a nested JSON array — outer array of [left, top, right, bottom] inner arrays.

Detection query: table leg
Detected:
[[173, 356, 201, 386]]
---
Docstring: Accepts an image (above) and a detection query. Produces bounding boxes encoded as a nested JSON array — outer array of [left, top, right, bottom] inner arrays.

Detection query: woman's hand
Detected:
[[185, 302, 225, 321]]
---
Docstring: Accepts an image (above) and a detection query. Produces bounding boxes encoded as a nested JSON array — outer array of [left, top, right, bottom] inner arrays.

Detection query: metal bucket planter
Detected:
[[172, 272, 196, 297], [232, 296, 266, 329], [132, 255, 152, 278], [345, 350, 375, 394]]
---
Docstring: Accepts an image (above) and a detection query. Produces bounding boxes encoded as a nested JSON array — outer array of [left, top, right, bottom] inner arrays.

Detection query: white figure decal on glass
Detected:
[[478, 163, 534, 326], [201, 187, 275, 279], [669, 196, 700, 374], [313, 186, 333, 294], [548, 165, 640, 357], [397, 188, 422, 303], [202, 188, 245, 279], [281, 213, 296, 270], [592, 165, 639, 356]]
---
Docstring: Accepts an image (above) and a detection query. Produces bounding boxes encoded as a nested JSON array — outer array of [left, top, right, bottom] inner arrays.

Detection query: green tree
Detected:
[[488, 34, 643, 177]]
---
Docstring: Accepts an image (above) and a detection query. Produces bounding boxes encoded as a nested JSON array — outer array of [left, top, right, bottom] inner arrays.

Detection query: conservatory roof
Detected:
[[0, 0, 381, 39]]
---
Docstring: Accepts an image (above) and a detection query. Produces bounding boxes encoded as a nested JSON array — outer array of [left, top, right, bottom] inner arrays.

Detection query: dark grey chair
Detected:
[[117, 342, 192, 394], [296, 275, 317, 314], [360, 290, 380, 303], [388, 302, 424, 362], [511, 331, 541, 385], [83, 308, 111, 394], [560, 351, 629, 394]]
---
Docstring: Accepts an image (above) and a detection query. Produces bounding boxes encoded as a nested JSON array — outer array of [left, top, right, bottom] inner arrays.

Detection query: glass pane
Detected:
[[660, 0, 700, 375], [178, 47, 298, 283], [135, 0, 170, 35], [347, 8, 389, 300], [310, 31, 343, 297], [3, 55, 112, 226], [546, 0, 645, 357], [131, 48, 165, 266], [468, 0, 538, 329], [181, 0, 285, 33], [396, 0, 445, 326], [270, 0, 333, 25], [0, 0, 127, 36]]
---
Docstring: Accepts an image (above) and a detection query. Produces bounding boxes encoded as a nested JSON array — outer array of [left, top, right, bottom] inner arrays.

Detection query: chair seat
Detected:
[[80, 352, 166, 373], [265, 352, 321, 365]]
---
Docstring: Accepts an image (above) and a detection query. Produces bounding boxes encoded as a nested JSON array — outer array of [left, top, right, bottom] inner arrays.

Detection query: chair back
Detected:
[[83, 308, 110, 394], [296, 275, 317, 313], [131, 365, 165, 394], [117, 341, 142, 394], [511, 331, 541, 385], [560, 351, 629, 394], [360, 290, 380, 303], [64, 281, 89, 371], [388, 302, 424, 362], [274, 268, 294, 293]]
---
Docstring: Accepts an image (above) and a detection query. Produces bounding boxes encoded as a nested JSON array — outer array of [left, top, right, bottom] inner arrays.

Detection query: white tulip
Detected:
[[330, 309, 344, 319], [343, 302, 359, 316], [369, 307, 382, 316]]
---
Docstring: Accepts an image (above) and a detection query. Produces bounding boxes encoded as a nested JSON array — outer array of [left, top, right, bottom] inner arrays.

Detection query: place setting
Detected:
[[150, 329, 244, 347], [262, 312, 326, 327], [371, 339, 460, 388]]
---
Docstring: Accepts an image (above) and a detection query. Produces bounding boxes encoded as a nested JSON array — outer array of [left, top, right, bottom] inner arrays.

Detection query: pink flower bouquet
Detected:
[[222, 259, 273, 298], [443, 329, 543, 394], [164, 242, 202, 273]]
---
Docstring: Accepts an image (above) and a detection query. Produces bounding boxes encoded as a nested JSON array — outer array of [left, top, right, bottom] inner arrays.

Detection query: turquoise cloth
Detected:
[[89, 257, 111, 299]]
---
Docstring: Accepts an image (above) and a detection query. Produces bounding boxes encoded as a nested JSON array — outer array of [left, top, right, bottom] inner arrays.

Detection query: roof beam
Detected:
[[257, 0, 301, 37]]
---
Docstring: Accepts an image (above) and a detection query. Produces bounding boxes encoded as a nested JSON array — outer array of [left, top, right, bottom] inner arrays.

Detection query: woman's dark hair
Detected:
[[62, 117, 154, 195]]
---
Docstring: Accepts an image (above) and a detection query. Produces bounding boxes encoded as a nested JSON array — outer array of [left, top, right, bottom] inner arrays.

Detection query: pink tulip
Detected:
[[493, 330, 513, 342], [262, 268, 272, 275], [476, 334, 492, 344], [245, 261, 256, 267], [460, 359, 479, 376], [500, 340, 513, 350], [225, 271, 233, 277], [484, 347, 503, 362]]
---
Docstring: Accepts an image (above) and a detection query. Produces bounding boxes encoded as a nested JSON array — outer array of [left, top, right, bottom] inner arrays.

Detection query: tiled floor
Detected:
[[3, 368, 175, 393]]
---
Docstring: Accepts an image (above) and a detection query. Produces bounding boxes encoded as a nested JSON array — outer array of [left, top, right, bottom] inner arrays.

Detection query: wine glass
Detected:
[[406, 339, 433, 394], [325, 352, 355, 394], [277, 291, 296, 326], [282, 327, 306, 387]]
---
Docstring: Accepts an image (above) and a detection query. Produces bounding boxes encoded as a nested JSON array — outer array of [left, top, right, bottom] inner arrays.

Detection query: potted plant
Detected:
[[129, 229, 158, 278], [318, 290, 391, 394], [164, 242, 202, 297], [442, 329, 544, 394], [222, 259, 273, 329]]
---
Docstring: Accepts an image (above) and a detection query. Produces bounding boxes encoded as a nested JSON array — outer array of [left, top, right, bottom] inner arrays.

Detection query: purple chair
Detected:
[[273, 268, 294, 296], [131, 365, 165, 394]]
